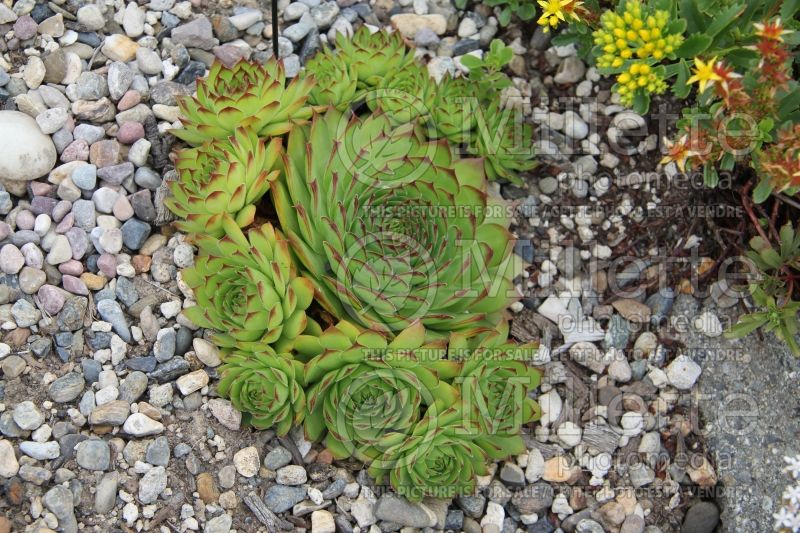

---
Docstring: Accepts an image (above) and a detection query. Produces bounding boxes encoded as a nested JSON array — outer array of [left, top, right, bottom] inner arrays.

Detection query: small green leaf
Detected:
[[632, 91, 650, 114], [725, 313, 769, 338], [720, 151, 735, 171], [498, 7, 512, 26], [703, 164, 719, 187], [676, 35, 712, 58], [752, 178, 774, 204], [517, 3, 536, 19], [672, 59, 692, 98]]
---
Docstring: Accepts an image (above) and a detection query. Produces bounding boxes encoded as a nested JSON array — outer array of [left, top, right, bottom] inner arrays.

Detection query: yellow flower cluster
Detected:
[[615, 62, 667, 106], [593, 0, 683, 68]]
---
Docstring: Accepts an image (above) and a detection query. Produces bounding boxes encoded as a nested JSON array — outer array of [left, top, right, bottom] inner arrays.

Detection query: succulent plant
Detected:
[[172, 59, 314, 146], [272, 108, 524, 337], [217, 349, 306, 434], [181, 219, 319, 354], [449, 332, 542, 459], [469, 101, 536, 184], [303, 320, 460, 461], [365, 62, 435, 126], [367, 406, 489, 501], [430, 75, 478, 144], [305, 48, 359, 110], [333, 27, 414, 89], [166, 127, 281, 238]]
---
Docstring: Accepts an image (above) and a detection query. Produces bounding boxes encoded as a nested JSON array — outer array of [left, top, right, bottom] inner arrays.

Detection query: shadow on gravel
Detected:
[[672, 294, 800, 533]]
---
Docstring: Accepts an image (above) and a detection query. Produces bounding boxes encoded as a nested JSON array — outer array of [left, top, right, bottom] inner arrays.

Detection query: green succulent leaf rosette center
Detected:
[[218, 350, 306, 435]]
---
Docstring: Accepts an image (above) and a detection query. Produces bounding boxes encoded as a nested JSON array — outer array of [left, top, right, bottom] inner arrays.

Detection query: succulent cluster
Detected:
[[167, 28, 542, 499], [304, 27, 535, 183]]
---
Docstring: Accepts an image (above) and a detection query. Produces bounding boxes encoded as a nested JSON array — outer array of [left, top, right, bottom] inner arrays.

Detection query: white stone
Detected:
[[311, 510, 336, 533], [666, 355, 702, 390], [0, 111, 57, 181], [556, 421, 582, 448], [176, 369, 209, 395], [276, 464, 307, 485], [233, 446, 260, 478], [0, 440, 19, 477], [193, 338, 221, 367], [525, 448, 545, 483], [123, 413, 164, 436]]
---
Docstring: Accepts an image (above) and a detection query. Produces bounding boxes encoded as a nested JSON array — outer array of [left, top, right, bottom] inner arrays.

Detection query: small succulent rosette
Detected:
[[302, 321, 459, 462], [447, 332, 543, 459], [166, 127, 281, 238], [181, 220, 319, 354], [367, 406, 490, 501], [172, 59, 314, 146], [217, 349, 306, 434]]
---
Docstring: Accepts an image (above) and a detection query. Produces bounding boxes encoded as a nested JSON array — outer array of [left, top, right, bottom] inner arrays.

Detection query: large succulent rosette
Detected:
[[272, 107, 524, 337], [172, 59, 314, 145], [182, 220, 318, 354], [166, 127, 281, 238], [302, 321, 459, 461], [367, 406, 489, 501], [449, 332, 543, 459], [217, 349, 306, 434]]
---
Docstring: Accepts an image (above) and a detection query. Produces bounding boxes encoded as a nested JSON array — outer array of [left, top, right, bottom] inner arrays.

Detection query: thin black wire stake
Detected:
[[271, 0, 279, 58]]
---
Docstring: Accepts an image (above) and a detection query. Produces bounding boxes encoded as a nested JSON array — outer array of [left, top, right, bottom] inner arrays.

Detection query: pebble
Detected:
[[77, 5, 105, 30], [563, 111, 588, 139], [139, 465, 167, 504], [233, 446, 260, 478], [49, 373, 85, 403], [75, 439, 110, 470], [374, 493, 436, 528], [391, 14, 447, 37], [666, 355, 702, 390], [276, 464, 307, 485], [0, 440, 20, 477], [176, 369, 209, 395], [95, 472, 118, 513], [13, 401, 45, 430], [123, 413, 164, 436], [102, 34, 139, 62], [20, 440, 60, 460], [312, 510, 336, 533], [264, 485, 307, 513]]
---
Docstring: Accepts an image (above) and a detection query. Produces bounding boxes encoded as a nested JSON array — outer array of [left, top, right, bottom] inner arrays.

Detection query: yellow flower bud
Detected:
[[621, 48, 632, 59]]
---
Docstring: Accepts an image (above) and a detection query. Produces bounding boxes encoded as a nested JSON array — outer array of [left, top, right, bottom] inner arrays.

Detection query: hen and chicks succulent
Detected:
[[166, 27, 541, 500]]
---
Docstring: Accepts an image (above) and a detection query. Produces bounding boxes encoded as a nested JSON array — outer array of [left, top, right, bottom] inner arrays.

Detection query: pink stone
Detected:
[[97, 254, 117, 278], [112, 195, 134, 221], [30, 182, 53, 197], [62, 274, 89, 295], [37, 285, 66, 314], [15, 210, 35, 231], [55, 213, 75, 233], [58, 259, 84, 276], [117, 90, 142, 111], [117, 122, 145, 145], [60, 139, 90, 163]]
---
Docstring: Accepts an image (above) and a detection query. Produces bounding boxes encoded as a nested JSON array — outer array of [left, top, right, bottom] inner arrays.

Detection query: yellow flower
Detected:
[[537, 0, 570, 32], [687, 57, 723, 94]]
